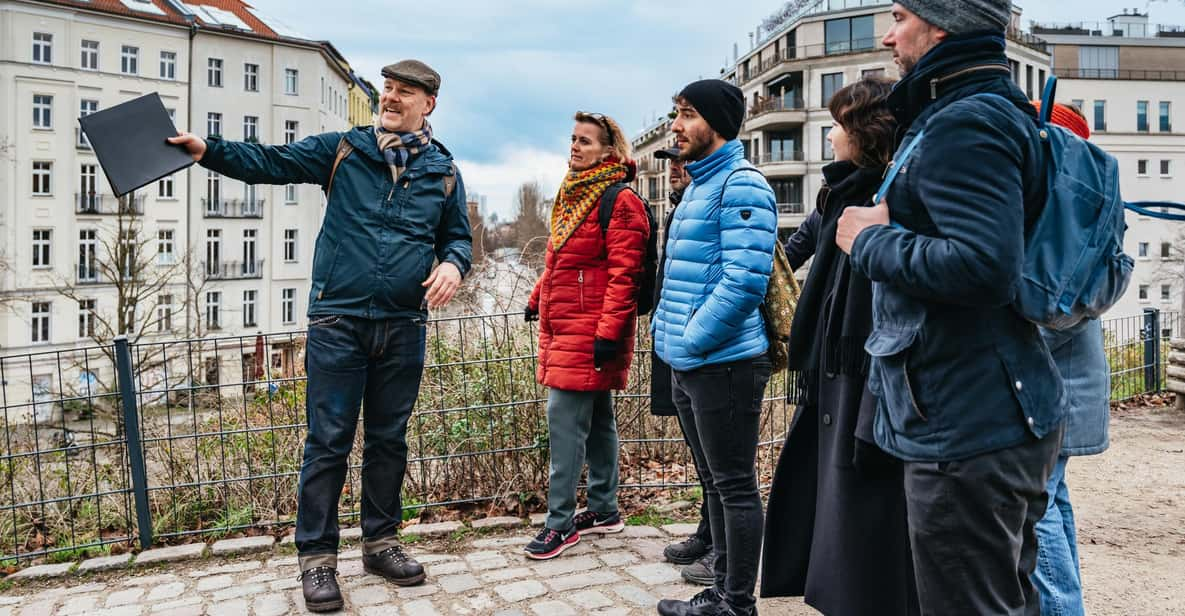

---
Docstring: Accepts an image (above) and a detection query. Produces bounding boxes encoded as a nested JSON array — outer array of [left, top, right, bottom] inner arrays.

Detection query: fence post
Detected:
[[114, 336, 153, 551], [1143, 308, 1162, 394]]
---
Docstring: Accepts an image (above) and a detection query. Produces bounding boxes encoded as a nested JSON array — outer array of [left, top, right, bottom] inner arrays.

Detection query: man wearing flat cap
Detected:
[[169, 59, 470, 612], [651, 81, 777, 616], [833, 2, 1065, 614]]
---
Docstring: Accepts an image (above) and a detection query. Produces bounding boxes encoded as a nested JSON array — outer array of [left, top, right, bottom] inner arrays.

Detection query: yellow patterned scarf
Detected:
[[551, 161, 628, 250]]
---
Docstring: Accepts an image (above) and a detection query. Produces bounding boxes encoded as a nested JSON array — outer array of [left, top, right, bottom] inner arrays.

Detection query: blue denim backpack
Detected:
[[876, 76, 1135, 331]]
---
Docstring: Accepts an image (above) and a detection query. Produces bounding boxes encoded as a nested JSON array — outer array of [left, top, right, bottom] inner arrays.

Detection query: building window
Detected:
[[243, 229, 258, 275], [121, 45, 139, 75], [285, 69, 299, 95], [1138, 242, 1149, 257], [119, 229, 136, 278], [33, 94, 53, 129], [1163, 285, 1172, 301], [281, 288, 296, 324], [80, 40, 99, 70], [285, 184, 297, 204], [283, 229, 298, 262], [822, 126, 834, 160], [79, 99, 98, 147], [1038, 69, 1046, 95], [206, 292, 221, 330], [1162, 160, 1172, 177], [284, 121, 298, 144], [32, 162, 52, 196], [160, 51, 176, 80], [1008, 59, 1020, 85], [861, 68, 885, 78], [206, 171, 221, 214], [243, 290, 257, 327], [31, 302, 51, 344], [207, 58, 223, 87], [243, 116, 258, 142], [1093, 100, 1106, 131], [1139, 284, 1149, 301], [1025, 65, 1034, 99], [206, 229, 221, 275], [206, 112, 222, 138], [1162, 242, 1172, 259], [1137, 100, 1149, 132], [121, 303, 137, 335], [1160, 102, 1172, 132], [244, 63, 259, 92], [33, 230, 52, 268], [157, 229, 175, 264], [32, 32, 52, 64], [78, 299, 96, 339], [824, 15, 874, 54], [156, 295, 173, 332], [79, 164, 98, 211], [159, 173, 174, 198], [1138, 160, 1149, 176], [821, 73, 844, 107], [79, 230, 98, 282]]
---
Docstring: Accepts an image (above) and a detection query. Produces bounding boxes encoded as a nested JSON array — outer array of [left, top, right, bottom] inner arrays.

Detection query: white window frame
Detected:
[[243, 115, 258, 141], [208, 57, 223, 88], [244, 63, 259, 92], [33, 229, 52, 268], [157, 229, 176, 265], [1138, 159, 1149, 177], [121, 45, 139, 75], [283, 229, 298, 262], [1161, 160, 1172, 177], [31, 302, 52, 344], [207, 112, 222, 138], [160, 51, 177, 80], [281, 288, 296, 324], [156, 295, 173, 333], [80, 39, 99, 71], [243, 290, 258, 327], [1139, 284, 1150, 302], [159, 173, 175, 199], [1162, 284, 1172, 302], [78, 299, 96, 339], [1138, 242, 1149, 258], [79, 99, 98, 147], [284, 120, 298, 144], [32, 32, 53, 64], [206, 291, 222, 330], [32, 161, 53, 196], [79, 229, 98, 283], [285, 69, 299, 95], [33, 94, 53, 129]]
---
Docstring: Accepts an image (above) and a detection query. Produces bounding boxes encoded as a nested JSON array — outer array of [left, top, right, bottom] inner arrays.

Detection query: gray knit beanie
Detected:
[[897, 0, 1011, 35]]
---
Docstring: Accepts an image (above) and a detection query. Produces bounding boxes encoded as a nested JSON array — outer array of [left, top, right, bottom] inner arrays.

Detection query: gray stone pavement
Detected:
[[0, 525, 812, 615]]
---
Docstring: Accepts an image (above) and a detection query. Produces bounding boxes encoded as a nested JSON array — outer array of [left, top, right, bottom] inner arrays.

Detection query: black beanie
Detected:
[[678, 79, 745, 141]]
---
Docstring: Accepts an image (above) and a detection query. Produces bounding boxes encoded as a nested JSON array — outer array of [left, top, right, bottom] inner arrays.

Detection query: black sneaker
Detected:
[[681, 550, 716, 586], [664, 535, 710, 565], [299, 566, 343, 612], [524, 526, 580, 560], [573, 510, 625, 535], [362, 545, 426, 586], [656, 587, 726, 616]]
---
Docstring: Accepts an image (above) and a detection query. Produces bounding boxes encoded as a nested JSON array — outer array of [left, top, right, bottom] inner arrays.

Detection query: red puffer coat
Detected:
[[528, 187, 649, 391]]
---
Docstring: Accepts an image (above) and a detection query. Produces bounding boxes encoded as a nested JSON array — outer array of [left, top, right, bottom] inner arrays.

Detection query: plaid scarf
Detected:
[[551, 161, 628, 250], [374, 119, 433, 181]]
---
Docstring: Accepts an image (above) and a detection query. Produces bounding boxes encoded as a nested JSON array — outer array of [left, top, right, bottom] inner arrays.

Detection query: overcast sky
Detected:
[[247, 0, 1185, 217]]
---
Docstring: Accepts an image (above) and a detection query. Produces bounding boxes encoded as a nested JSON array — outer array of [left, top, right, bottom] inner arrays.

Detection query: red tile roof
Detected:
[[183, 0, 279, 39], [33, 0, 191, 27]]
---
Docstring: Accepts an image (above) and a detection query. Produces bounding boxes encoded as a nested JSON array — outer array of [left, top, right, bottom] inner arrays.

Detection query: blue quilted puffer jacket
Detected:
[[651, 140, 778, 371]]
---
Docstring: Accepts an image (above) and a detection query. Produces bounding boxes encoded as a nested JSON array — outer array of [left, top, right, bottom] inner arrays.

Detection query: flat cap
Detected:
[[381, 59, 440, 95]]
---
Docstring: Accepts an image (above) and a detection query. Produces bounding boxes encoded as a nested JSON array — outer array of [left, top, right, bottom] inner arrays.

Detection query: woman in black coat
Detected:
[[760, 77, 919, 616]]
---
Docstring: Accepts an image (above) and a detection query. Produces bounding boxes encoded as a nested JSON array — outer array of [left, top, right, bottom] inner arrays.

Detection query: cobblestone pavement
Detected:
[[0, 525, 811, 616]]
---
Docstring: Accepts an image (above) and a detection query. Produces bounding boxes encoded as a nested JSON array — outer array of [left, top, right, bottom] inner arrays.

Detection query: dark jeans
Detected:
[[673, 410, 713, 546], [672, 357, 772, 613], [904, 424, 1063, 616], [295, 315, 426, 570]]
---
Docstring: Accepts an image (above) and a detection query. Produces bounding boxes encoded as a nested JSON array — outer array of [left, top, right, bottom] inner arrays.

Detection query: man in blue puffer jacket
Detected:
[[834, 2, 1065, 615], [653, 80, 777, 616]]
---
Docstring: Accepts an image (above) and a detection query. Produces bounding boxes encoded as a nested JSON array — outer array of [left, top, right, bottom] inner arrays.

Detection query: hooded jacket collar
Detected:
[[887, 33, 1035, 130]]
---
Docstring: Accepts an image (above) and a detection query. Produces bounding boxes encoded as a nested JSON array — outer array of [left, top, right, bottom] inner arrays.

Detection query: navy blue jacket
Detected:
[[201, 127, 472, 321], [850, 35, 1066, 462]]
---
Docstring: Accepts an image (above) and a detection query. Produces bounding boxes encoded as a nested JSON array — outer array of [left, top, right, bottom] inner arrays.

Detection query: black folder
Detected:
[[78, 92, 194, 197]]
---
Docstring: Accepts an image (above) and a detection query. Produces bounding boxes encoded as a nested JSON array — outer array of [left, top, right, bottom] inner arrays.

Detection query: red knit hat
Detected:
[[1032, 100, 1091, 140]]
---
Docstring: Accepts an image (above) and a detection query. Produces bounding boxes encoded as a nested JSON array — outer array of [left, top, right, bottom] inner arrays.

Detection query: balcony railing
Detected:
[[753, 151, 806, 165], [204, 259, 265, 280], [749, 96, 806, 118], [75, 192, 145, 216], [739, 38, 881, 85], [202, 198, 266, 219], [1031, 21, 1185, 39], [1005, 27, 1049, 54], [777, 202, 806, 215], [1054, 68, 1185, 82]]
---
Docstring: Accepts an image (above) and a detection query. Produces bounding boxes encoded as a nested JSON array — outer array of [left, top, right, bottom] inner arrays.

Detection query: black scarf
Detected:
[[787, 161, 885, 392]]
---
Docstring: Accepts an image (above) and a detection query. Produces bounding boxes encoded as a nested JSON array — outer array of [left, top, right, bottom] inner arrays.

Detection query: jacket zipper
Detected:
[[930, 64, 1011, 99], [578, 270, 586, 312]]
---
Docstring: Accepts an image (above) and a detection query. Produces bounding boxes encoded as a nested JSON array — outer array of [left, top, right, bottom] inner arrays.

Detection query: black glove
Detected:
[[593, 338, 618, 368], [852, 438, 900, 477], [524, 306, 539, 322]]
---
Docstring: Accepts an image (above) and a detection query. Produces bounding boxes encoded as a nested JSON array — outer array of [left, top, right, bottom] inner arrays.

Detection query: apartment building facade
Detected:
[[0, 0, 355, 404], [1034, 10, 1185, 320]]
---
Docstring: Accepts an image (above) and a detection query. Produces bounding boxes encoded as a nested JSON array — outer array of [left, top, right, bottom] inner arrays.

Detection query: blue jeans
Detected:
[[1033, 456, 1085, 616], [295, 315, 426, 570]]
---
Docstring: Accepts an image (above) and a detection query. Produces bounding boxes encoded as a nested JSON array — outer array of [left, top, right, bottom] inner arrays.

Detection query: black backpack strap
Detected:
[[598, 183, 631, 235]]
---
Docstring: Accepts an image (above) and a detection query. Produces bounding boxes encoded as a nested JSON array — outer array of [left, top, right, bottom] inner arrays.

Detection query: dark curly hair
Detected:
[[827, 77, 897, 169]]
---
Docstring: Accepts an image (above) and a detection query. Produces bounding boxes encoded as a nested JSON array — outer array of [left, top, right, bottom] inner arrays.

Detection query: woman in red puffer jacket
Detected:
[[522, 111, 650, 560]]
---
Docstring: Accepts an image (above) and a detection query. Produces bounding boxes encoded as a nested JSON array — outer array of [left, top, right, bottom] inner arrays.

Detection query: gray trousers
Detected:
[[545, 388, 619, 531]]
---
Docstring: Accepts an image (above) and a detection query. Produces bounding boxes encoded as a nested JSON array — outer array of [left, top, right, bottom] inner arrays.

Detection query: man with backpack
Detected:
[[168, 59, 471, 612], [834, 2, 1066, 614], [652, 80, 778, 616]]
